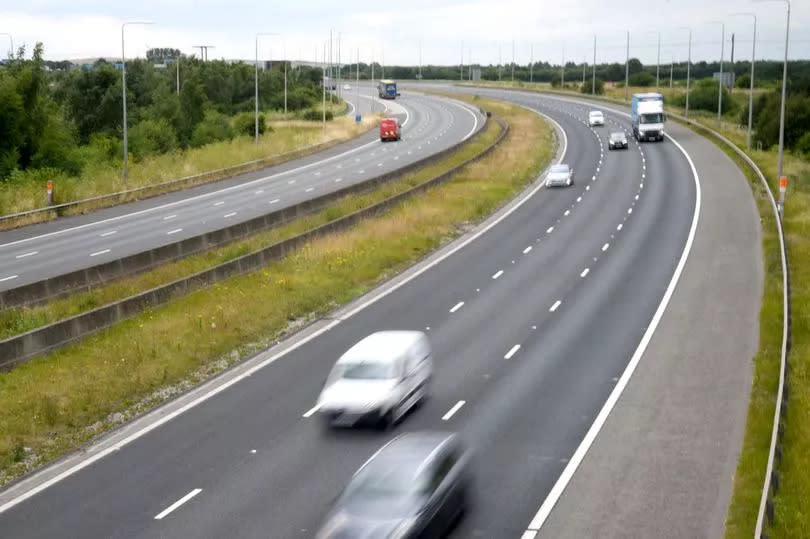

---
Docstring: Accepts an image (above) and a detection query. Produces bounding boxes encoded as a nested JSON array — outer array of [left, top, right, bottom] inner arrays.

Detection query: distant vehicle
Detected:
[[316, 331, 432, 429], [323, 77, 337, 91], [588, 110, 604, 127], [377, 79, 399, 99], [608, 131, 628, 150], [379, 118, 401, 142], [631, 93, 666, 142], [316, 432, 471, 539], [546, 163, 574, 187], [343, 84, 351, 90]]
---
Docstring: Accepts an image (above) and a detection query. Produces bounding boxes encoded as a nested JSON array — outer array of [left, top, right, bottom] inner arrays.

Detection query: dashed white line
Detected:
[[163, 215, 177, 221], [449, 301, 465, 313], [580, 268, 590, 278], [628, 208, 633, 214], [223, 212, 237, 218], [377, 163, 383, 167], [269, 199, 280, 204], [504, 344, 521, 359], [288, 180, 296, 185], [546, 226, 554, 234], [254, 190, 264, 195], [564, 210, 570, 217], [334, 178, 343, 183], [442, 400, 466, 421], [89, 249, 110, 257], [213, 201, 225, 206], [492, 270, 504, 280], [602, 243, 609, 252], [617, 223, 623, 231], [100, 230, 117, 237], [154, 489, 202, 520], [358, 169, 365, 174], [523, 246, 532, 254], [167, 228, 183, 235], [549, 300, 562, 312], [15, 251, 38, 259], [576, 197, 582, 202], [302, 404, 321, 418], [0, 275, 18, 283], [305, 187, 315, 193]]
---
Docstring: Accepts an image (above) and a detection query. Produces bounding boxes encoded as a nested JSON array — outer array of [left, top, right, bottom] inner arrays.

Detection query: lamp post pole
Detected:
[[121, 21, 154, 186], [731, 13, 757, 150], [255, 32, 279, 146]]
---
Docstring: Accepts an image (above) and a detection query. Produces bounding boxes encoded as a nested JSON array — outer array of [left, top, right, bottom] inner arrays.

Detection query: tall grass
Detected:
[[0, 97, 553, 486]]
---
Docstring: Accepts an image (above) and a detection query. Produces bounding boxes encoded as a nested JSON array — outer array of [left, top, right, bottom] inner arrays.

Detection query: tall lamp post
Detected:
[[121, 21, 154, 186], [731, 13, 757, 150], [708, 21, 725, 129], [592, 35, 597, 95], [676, 27, 692, 118], [624, 31, 630, 102], [255, 32, 279, 146]]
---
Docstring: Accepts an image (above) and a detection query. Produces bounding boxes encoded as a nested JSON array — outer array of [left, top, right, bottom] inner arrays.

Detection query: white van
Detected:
[[317, 331, 433, 429]]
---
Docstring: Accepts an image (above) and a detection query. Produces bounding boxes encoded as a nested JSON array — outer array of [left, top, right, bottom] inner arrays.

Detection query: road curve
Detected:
[[0, 87, 483, 291], [0, 87, 699, 538]]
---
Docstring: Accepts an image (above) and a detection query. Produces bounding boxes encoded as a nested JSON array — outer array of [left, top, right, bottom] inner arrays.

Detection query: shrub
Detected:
[[550, 73, 562, 88], [233, 111, 268, 137], [190, 110, 234, 148], [629, 72, 656, 87], [796, 132, 810, 157], [581, 78, 605, 95], [302, 109, 333, 121], [128, 118, 178, 159], [675, 78, 736, 114], [736, 74, 751, 89]]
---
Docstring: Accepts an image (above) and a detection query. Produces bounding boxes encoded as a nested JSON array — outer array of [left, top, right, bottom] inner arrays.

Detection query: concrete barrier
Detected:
[[0, 115, 507, 370], [0, 112, 487, 310]]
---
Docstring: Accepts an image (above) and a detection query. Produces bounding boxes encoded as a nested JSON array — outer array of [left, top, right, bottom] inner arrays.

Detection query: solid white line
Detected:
[[580, 268, 589, 278], [223, 212, 237, 218], [492, 270, 504, 280], [100, 230, 117, 237], [549, 300, 561, 312], [504, 345, 521, 360], [269, 199, 280, 204], [154, 489, 202, 520], [163, 215, 176, 220], [602, 243, 609, 252], [302, 403, 321, 418], [442, 400, 466, 421], [546, 226, 554, 233], [167, 228, 183, 235], [449, 301, 465, 313], [213, 201, 225, 206], [0, 105, 567, 515], [15, 251, 38, 259], [523, 246, 532, 254], [89, 249, 110, 257], [0, 275, 18, 283], [305, 187, 315, 193], [523, 96, 702, 535]]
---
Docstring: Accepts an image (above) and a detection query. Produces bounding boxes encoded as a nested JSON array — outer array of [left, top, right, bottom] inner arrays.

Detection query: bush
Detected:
[[233, 111, 268, 137], [796, 132, 810, 157], [301, 109, 333, 121], [629, 72, 656, 87], [754, 93, 810, 150], [581, 78, 605, 95], [550, 73, 562, 88], [128, 118, 178, 159], [675, 78, 736, 114], [736, 74, 751, 89], [29, 114, 83, 176], [190, 110, 234, 148]]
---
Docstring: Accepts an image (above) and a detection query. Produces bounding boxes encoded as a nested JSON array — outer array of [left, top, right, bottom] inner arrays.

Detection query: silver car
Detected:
[[546, 164, 574, 188]]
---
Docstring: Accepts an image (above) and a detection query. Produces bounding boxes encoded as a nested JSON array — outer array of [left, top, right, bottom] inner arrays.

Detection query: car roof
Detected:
[[361, 432, 458, 472], [338, 331, 425, 363], [550, 164, 569, 172]]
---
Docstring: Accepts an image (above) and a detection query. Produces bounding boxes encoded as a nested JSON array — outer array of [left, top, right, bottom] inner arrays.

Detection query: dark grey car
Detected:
[[316, 432, 471, 539], [608, 131, 628, 150]]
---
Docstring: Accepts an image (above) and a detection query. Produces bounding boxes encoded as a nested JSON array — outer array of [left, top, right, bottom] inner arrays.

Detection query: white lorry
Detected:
[[631, 92, 665, 142]]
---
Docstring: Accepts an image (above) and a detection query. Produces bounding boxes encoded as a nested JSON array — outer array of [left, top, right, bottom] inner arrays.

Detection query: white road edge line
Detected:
[[442, 400, 466, 421], [449, 301, 465, 313], [154, 489, 203, 520], [504, 345, 521, 360], [0, 106, 567, 516], [522, 98, 701, 536]]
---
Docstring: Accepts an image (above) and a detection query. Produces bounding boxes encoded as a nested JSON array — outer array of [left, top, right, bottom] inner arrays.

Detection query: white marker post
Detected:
[[778, 176, 788, 217], [46, 180, 53, 206]]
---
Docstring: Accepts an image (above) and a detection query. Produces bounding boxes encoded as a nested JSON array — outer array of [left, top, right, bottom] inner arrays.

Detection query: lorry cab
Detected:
[[631, 93, 666, 142], [379, 118, 401, 141]]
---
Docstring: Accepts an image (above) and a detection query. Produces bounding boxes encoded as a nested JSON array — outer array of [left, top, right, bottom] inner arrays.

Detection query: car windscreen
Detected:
[[549, 165, 569, 173], [345, 460, 426, 500], [339, 362, 396, 380], [610, 133, 625, 140], [640, 113, 664, 124]]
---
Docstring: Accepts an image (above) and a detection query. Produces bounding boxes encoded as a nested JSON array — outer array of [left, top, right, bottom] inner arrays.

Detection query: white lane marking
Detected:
[[302, 404, 321, 418], [546, 226, 554, 234], [549, 300, 562, 312], [564, 210, 570, 217], [254, 190, 264, 195], [580, 268, 590, 278], [0, 104, 565, 515], [408, 151, 412, 155], [394, 156, 399, 160], [269, 199, 280, 204], [602, 243, 609, 252], [442, 401, 466, 421], [100, 230, 117, 237], [523, 246, 532, 254], [377, 163, 383, 167], [641, 183, 644, 189], [305, 187, 315, 193], [358, 169, 365, 174], [586, 185, 590, 191], [154, 489, 203, 520], [504, 345, 521, 360], [523, 96, 702, 536], [163, 214, 176, 221], [449, 301, 465, 313], [334, 178, 343, 183], [15, 251, 38, 259], [617, 224, 623, 231], [223, 212, 237, 218], [167, 228, 183, 235], [628, 208, 633, 214], [288, 180, 296, 185], [213, 201, 225, 206], [89, 249, 110, 257], [0, 275, 18, 283], [635, 194, 639, 201], [314, 171, 321, 176], [492, 270, 504, 280], [576, 197, 582, 202]]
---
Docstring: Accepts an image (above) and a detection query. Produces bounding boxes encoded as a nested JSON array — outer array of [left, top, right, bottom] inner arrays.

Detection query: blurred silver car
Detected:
[[316, 432, 471, 539], [588, 110, 604, 127], [545, 163, 574, 187], [608, 131, 628, 150], [317, 331, 433, 429]]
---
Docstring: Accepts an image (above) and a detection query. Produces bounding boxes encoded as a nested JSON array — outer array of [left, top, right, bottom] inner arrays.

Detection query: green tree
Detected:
[[629, 72, 656, 87], [581, 79, 605, 95], [128, 118, 178, 158], [190, 110, 234, 147]]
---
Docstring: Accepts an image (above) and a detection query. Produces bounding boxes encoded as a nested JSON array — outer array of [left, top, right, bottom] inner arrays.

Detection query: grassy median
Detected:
[[0, 96, 554, 485]]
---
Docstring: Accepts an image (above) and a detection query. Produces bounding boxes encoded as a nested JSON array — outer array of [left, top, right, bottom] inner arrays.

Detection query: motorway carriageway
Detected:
[[0, 87, 698, 539]]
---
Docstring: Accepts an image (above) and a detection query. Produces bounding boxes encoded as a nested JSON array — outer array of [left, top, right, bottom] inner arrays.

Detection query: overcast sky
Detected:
[[2, 0, 808, 67]]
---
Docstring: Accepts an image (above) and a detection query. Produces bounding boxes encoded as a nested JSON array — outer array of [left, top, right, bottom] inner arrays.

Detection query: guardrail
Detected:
[[0, 112, 483, 310], [0, 112, 503, 370]]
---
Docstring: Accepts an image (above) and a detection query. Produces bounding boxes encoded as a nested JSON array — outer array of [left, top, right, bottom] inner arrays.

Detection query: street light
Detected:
[[255, 32, 279, 146], [647, 31, 661, 91], [121, 20, 154, 186], [676, 27, 692, 118], [592, 35, 597, 95], [561, 44, 565, 89], [731, 12, 757, 150], [625, 31, 630, 102], [707, 21, 725, 129], [0, 33, 12, 60]]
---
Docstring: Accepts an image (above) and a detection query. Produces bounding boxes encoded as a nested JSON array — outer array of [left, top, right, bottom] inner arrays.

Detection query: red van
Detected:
[[379, 118, 401, 142]]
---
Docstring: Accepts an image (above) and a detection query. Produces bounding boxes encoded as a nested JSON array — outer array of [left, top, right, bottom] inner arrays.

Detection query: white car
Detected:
[[588, 110, 604, 127], [343, 84, 351, 90], [317, 331, 433, 429], [546, 163, 574, 187]]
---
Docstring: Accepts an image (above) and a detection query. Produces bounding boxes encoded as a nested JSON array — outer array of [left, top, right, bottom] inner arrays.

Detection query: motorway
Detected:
[[0, 87, 702, 538], [0, 87, 482, 291]]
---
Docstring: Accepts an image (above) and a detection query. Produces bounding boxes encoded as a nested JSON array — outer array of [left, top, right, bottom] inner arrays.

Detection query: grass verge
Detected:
[[0, 114, 501, 340], [0, 95, 553, 486]]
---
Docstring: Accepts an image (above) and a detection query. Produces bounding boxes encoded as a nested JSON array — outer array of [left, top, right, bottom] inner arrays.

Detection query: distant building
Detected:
[[713, 71, 735, 89]]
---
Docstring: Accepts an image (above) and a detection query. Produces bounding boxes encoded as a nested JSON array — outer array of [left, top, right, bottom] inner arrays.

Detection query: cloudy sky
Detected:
[[2, 0, 808, 67]]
